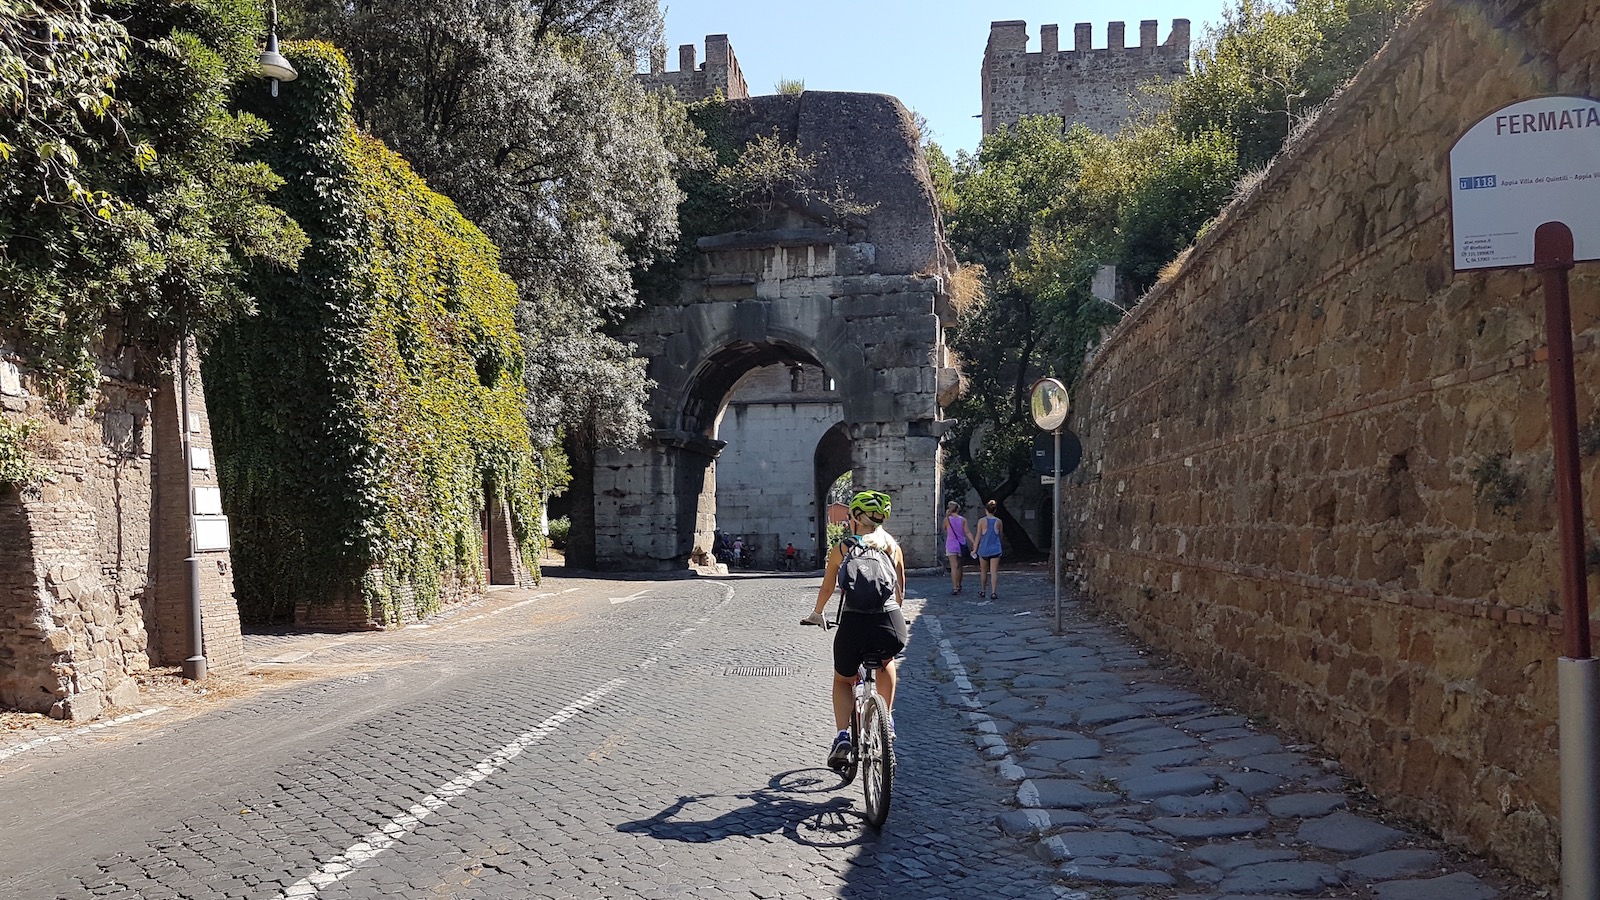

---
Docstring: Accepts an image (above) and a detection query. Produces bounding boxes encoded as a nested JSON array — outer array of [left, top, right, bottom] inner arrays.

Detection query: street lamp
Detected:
[[256, 0, 297, 98]]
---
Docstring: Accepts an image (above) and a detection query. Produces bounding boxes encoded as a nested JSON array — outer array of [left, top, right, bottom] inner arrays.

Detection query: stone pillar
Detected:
[[487, 492, 530, 586], [594, 436, 722, 570], [851, 424, 941, 570], [1109, 21, 1125, 50], [149, 343, 243, 673], [1041, 24, 1059, 56], [1074, 23, 1093, 52], [1139, 20, 1158, 48]]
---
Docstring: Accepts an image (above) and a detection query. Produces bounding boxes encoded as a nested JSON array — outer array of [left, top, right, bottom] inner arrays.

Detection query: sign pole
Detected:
[[1536, 221, 1600, 900], [1053, 425, 1062, 636]]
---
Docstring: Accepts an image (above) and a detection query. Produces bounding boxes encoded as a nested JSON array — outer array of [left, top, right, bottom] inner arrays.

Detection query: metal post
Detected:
[[178, 330, 206, 682], [1053, 426, 1062, 636], [1535, 221, 1597, 900]]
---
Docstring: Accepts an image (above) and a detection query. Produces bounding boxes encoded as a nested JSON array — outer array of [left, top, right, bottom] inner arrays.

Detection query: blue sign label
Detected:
[[1458, 174, 1497, 190]]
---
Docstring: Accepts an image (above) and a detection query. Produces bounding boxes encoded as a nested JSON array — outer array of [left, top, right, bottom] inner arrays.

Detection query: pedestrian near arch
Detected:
[[974, 500, 1003, 599], [943, 501, 971, 594]]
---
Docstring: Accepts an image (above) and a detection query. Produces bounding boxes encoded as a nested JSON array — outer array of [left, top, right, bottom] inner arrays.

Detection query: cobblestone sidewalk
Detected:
[[911, 567, 1542, 900]]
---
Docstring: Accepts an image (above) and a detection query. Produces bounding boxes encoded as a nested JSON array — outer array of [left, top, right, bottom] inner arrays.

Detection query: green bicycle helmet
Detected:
[[849, 489, 892, 521]]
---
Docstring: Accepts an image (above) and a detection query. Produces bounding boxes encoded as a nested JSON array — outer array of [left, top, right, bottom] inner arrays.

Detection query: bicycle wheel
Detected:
[[838, 706, 861, 786], [860, 693, 894, 828]]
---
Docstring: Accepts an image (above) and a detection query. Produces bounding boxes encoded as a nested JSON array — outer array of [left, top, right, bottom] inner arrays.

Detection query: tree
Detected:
[[278, 0, 702, 451], [939, 118, 1123, 555], [0, 0, 306, 399], [1166, 0, 1412, 172]]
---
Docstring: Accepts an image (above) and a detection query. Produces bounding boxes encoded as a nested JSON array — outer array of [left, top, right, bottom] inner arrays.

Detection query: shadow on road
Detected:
[[617, 768, 876, 848]]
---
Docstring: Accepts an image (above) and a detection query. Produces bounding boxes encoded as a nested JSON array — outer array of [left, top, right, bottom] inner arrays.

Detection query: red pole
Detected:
[[1534, 221, 1592, 660]]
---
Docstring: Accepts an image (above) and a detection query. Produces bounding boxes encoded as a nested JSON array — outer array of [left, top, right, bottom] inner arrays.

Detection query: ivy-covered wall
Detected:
[[205, 43, 547, 626]]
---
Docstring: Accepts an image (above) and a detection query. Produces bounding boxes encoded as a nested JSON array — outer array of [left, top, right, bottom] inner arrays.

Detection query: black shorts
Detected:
[[832, 608, 909, 678]]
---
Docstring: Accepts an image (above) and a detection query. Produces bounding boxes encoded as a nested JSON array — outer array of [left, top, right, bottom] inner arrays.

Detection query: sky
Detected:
[[656, 1, 1236, 154]]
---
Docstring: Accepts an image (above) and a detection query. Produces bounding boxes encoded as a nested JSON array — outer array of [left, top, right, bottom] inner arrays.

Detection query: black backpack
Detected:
[[837, 536, 899, 613]]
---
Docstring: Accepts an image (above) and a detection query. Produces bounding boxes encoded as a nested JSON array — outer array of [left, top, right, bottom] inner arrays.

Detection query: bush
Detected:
[[547, 516, 571, 550]]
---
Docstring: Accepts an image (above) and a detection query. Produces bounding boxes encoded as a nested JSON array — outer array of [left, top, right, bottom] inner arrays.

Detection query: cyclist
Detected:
[[802, 489, 908, 770]]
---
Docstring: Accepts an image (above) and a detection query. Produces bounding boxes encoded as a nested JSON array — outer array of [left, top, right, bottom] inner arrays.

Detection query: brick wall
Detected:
[[0, 338, 244, 721], [1062, 0, 1598, 884]]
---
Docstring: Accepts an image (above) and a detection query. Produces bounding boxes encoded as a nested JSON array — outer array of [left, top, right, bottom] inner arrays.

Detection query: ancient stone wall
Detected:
[[637, 34, 749, 102], [596, 92, 955, 572], [713, 363, 842, 569], [0, 338, 243, 721], [1061, 0, 1598, 884], [982, 19, 1189, 137]]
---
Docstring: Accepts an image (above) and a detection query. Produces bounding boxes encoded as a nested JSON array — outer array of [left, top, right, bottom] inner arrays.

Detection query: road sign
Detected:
[[1449, 95, 1600, 270], [1032, 430, 1083, 476]]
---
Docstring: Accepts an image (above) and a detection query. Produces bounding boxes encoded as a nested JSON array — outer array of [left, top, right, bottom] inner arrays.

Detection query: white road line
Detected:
[[608, 588, 651, 605], [0, 706, 171, 763], [924, 615, 1027, 782], [275, 679, 626, 899]]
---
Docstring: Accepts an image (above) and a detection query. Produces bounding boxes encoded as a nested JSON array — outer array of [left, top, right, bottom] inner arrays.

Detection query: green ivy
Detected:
[[204, 43, 551, 625], [0, 417, 49, 489]]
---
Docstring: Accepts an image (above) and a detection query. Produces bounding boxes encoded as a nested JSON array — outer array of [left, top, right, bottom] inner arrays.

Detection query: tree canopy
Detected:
[[278, 0, 704, 450], [938, 0, 1411, 553], [0, 0, 306, 399]]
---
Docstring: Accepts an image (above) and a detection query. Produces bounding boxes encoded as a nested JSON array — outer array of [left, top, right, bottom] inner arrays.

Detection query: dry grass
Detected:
[[1156, 246, 1194, 286], [948, 263, 987, 319]]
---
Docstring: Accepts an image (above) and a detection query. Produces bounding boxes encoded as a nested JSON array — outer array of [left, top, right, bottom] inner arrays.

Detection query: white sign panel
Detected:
[[193, 486, 223, 516], [1449, 95, 1600, 270], [189, 446, 211, 471], [194, 515, 231, 552]]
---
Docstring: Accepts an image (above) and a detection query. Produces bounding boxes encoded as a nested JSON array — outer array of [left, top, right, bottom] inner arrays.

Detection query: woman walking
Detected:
[[974, 500, 1004, 599], [943, 501, 972, 594]]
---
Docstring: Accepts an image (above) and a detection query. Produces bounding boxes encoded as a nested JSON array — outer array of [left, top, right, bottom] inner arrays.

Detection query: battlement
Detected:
[[981, 19, 1191, 136], [637, 34, 749, 102]]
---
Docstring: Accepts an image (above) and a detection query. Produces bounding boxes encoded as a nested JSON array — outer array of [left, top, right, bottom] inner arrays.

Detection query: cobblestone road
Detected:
[[0, 573, 1069, 900], [0, 569, 1537, 899]]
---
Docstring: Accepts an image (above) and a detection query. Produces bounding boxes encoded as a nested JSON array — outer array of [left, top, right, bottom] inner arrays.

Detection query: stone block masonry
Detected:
[[590, 92, 956, 572], [1061, 0, 1599, 886], [0, 337, 243, 721], [982, 19, 1190, 137]]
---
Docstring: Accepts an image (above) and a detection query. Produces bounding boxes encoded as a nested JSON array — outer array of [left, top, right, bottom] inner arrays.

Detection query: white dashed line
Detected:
[[275, 679, 625, 899], [924, 615, 1027, 783], [0, 706, 171, 763]]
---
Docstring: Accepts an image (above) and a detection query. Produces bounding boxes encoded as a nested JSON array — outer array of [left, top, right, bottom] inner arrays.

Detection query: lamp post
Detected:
[[1030, 377, 1070, 635], [256, 0, 297, 97]]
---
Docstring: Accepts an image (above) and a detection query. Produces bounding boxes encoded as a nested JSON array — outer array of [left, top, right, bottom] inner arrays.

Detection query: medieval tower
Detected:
[[637, 34, 750, 102], [981, 19, 1191, 136]]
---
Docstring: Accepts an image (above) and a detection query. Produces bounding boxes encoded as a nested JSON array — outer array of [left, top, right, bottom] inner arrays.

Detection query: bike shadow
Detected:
[[616, 768, 877, 848]]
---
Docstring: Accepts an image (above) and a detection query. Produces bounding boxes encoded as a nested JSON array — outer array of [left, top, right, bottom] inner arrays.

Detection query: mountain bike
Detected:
[[803, 619, 896, 828]]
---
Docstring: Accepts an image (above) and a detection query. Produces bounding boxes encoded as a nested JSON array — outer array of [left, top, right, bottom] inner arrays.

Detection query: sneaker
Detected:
[[887, 715, 897, 739], [827, 731, 852, 769]]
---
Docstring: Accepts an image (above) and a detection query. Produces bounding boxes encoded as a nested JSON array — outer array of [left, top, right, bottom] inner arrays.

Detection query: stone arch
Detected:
[[812, 421, 853, 555], [586, 91, 958, 571]]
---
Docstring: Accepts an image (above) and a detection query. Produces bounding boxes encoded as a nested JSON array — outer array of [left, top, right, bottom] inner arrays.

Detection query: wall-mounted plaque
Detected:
[[194, 486, 223, 516], [193, 515, 230, 552], [189, 447, 212, 470]]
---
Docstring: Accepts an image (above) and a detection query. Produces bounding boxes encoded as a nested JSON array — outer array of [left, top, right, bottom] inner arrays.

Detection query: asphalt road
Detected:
[[0, 572, 1067, 900]]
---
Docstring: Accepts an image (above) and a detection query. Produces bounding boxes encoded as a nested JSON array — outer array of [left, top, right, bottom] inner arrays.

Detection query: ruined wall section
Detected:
[[637, 34, 749, 102], [1061, 0, 1598, 884], [982, 19, 1190, 136], [600, 92, 956, 571], [0, 337, 242, 721]]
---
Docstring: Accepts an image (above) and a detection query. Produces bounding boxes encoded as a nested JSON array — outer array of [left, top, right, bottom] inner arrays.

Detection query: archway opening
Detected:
[[709, 357, 843, 570]]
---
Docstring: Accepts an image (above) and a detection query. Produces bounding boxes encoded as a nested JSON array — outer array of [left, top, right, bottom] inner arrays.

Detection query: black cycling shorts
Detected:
[[832, 608, 909, 678]]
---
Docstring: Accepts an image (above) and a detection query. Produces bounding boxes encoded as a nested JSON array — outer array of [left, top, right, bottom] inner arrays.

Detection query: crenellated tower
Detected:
[[981, 19, 1190, 137], [637, 34, 749, 102]]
